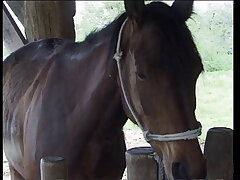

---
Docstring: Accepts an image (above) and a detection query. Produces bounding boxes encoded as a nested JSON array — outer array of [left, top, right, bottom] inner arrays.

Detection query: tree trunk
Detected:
[[24, 1, 76, 42]]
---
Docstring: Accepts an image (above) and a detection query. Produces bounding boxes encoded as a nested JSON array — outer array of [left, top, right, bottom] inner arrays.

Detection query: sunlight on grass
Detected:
[[123, 70, 233, 143], [196, 70, 233, 142]]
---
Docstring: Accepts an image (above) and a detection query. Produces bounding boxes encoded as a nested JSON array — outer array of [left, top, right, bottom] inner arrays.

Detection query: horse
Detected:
[[3, 0, 207, 179]]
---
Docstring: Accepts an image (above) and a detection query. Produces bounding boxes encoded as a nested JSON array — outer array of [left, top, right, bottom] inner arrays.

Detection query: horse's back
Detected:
[[3, 38, 68, 126], [3, 38, 68, 91]]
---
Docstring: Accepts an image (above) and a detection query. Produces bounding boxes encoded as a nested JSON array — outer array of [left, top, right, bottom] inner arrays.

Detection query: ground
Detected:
[[3, 151, 10, 180], [3, 129, 204, 180]]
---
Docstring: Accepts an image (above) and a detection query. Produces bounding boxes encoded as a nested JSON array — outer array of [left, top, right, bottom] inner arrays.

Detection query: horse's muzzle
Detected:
[[172, 161, 207, 179]]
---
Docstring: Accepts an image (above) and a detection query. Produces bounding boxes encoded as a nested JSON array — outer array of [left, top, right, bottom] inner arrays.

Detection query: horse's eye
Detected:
[[136, 72, 147, 80]]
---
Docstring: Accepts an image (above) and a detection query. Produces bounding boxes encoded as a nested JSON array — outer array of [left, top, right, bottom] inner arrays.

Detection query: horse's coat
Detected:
[[3, 1, 206, 179]]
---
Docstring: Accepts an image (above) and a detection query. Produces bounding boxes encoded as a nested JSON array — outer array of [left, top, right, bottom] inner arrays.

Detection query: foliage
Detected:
[[186, 2, 233, 71], [74, 2, 124, 42]]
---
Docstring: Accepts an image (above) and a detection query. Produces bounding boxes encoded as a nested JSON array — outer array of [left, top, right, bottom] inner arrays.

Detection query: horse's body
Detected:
[[3, 1, 207, 179], [3, 16, 128, 179]]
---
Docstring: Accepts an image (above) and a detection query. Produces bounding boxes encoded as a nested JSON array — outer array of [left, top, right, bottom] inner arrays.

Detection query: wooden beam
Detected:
[[3, 9, 23, 53], [3, 3, 28, 45], [6, 1, 25, 26]]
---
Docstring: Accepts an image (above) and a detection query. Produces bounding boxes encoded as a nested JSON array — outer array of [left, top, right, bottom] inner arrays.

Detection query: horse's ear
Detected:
[[124, 0, 145, 23], [171, 0, 194, 22]]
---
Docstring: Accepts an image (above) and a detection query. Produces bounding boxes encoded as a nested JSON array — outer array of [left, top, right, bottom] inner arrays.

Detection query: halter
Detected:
[[113, 18, 202, 142]]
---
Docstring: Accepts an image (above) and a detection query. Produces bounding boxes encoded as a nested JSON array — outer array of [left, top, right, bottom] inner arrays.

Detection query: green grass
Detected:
[[195, 70, 233, 142], [123, 70, 233, 143]]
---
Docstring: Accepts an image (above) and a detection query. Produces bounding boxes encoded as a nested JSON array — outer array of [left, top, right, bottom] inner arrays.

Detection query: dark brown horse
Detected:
[[3, 0, 206, 179]]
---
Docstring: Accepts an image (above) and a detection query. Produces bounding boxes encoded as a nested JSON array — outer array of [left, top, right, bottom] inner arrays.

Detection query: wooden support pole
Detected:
[[40, 156, 67, 180], [204, 127, 233, 180], [24, 1, 76, 42], [126, 147, 159, 180]]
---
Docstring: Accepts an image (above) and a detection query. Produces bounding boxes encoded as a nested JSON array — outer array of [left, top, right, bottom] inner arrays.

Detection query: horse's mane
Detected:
[[78, 12, 127, 63], [84, 13, 127, 44]]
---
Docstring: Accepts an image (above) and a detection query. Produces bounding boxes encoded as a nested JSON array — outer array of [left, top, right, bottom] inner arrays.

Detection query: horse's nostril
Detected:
[[172, 161, 207, 179], [172, 161, 190, 179]]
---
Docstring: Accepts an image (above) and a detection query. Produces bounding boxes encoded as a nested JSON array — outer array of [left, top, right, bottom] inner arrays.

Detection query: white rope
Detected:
[[113, 18, 202, 142], [113, 18, 145, 132], [113, 18, 128, 62], [143, 127, 202, 142]]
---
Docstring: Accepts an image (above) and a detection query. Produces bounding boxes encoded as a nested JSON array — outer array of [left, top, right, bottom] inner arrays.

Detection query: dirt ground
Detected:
[[3, 129, 204, 180], [3, 152, 10, 180]]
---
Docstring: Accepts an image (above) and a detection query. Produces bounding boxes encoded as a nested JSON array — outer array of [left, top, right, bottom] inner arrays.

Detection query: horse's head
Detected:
[[116, 0, 206, 179]]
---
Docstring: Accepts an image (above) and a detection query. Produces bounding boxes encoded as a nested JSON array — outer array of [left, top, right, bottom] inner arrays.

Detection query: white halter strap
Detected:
[[113, 18, 202, 142]]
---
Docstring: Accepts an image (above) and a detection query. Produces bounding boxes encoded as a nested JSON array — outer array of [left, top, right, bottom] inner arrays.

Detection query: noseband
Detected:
[[113, 18, 202, 142]]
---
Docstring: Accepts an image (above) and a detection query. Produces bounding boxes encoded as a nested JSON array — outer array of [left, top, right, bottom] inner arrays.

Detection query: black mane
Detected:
[[83, 13, 127, 44]]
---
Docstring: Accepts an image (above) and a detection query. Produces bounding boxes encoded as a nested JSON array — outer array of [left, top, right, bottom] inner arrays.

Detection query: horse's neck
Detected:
[[69, 37, 127, 140]]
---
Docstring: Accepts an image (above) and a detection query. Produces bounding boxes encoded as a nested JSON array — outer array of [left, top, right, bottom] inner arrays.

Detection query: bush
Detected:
[[187, 2, 233, 72]]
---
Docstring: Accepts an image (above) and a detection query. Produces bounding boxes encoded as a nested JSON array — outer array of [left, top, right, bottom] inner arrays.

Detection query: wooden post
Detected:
[[126, 146, 159, 180], [24, 1, 76, 42], [204, 127, 233, 180], [40, 156, 67, 180]]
